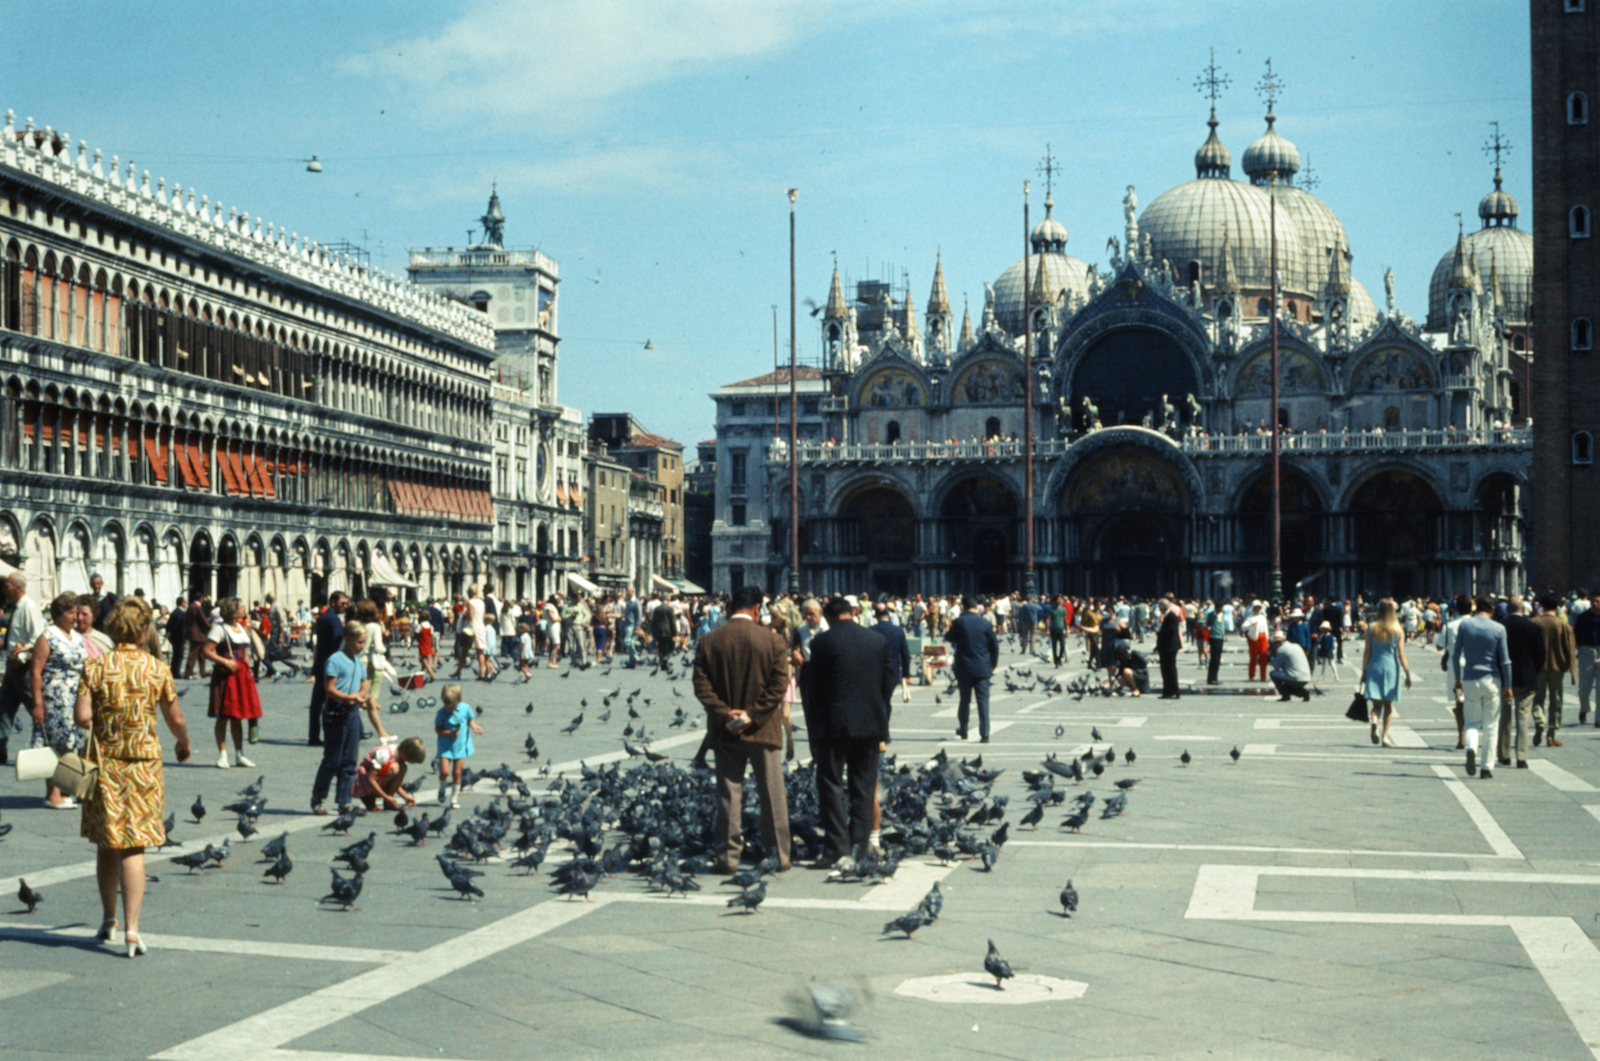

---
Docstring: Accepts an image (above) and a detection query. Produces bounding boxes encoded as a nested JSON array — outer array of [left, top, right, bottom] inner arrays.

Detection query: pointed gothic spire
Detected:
[[1217, 222, 1240, 294], [824, 261, 848, 320], [959, 296, 975, 347], [928, 256, 951, 315], [1030, 250, 1054, 307], [902, 279, 919, 341], [1449, 220, 1476, 290], [1325, 244, 1350, 297]]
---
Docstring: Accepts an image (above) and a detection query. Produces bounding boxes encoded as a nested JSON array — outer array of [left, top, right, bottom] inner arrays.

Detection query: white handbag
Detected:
[[15, 745, 59, 781]]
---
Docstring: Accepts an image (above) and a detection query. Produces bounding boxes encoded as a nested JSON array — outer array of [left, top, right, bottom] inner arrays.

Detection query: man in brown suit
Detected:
[[1534, 595, 1578, 747], [692, 583, 792, 872]]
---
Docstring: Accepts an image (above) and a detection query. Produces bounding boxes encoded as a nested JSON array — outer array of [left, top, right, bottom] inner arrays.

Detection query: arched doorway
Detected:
[[1067, 326, 1200, 432], [1475, 473, 1524, 595], [841, 485, 915, 596], [1060, 445, 1191, 596], [189, 533, 214, 600], [941, 477, 1017, 595], [216, 536, 239, 599], [1238, 466, 1325, 597], [1348, 470, 1443, 598]]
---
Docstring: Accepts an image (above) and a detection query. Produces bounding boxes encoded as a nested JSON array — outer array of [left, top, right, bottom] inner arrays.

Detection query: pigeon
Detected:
[[338, 833, 378, 862], [236, 815, 259, 841], [158, 812, 179, 847], [191, 795, 206, 824], [1060, 879, 1079, 917], [202, 839, 233, 868], [1125, 748, 1137, 764], [403, 814, 430, 846], [322, 810, 357, 835], [320, 869, 364, 910], [1054, 724, 1065, 738], [1091, 727, 1103, 742], [172, 850, 212, 873], [428, 810, 451, 837], [263, 852, 293, 885], [447, 869, 485, 901], [510, 847, 547, 875], [1230, 745, 1241, 763], [1061, 807, 1089, 833], [260, 832, 289, 860], [726, 881, 766, 914], [553, 867, 597, 902], [882, 908, 932, 939], [1114, 777, 1140, 791], [560, 713, 583, 735], [237, 775, 265, 798], [917, 882, 943, 921], [17, 879, 42, 914], [393, 807, 409, 830], [1020, 802, 1045, 830], [1102, 793, 1128, 818], [984, 939, 1014, 989], [1180, 749, 1192, 767]]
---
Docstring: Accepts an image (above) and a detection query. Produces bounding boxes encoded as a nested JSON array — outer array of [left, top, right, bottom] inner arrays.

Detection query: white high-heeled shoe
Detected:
[[95, 918, 118, 942], [125, 931, 146, 958]]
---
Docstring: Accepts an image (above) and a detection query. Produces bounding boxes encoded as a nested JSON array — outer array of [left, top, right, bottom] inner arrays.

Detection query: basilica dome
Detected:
[[1425, 171, 1532, 330], [1140, 165, 1309, 296], [993, 195, 1094, 334]]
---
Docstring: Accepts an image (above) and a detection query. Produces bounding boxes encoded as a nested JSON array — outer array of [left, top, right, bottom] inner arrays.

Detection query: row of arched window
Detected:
[[0, 241, 492, 438]]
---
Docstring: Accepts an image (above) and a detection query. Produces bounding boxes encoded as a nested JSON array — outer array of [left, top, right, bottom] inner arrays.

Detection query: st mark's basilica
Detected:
[[711, 82, 1534, 602]]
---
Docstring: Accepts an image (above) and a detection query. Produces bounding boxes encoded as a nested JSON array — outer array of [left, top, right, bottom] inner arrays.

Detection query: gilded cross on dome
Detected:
[[1483, 121, 1511, 171], [1037, 145, 1060, 198], [1255, 57, 1285, 116], [1194, 47, 1230, 105]]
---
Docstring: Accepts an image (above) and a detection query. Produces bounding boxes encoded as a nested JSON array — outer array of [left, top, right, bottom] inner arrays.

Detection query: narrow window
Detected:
[[1574, 317, 1593, 351], [885, 420, 901, 444], [1567, 0, 1586, 13], [1257, 297, 1272, 316], [1570, 92, 1590, 125], [1575, 431, 1595, 465], [985, 416, 1001, 439], [1571, 205, 1591, 239]]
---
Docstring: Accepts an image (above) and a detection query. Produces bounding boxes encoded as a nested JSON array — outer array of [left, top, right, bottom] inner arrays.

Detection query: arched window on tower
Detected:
[[1513, 333, 1526, 351], [1257, 297, 1272, 316], [1187, 260, 1201, 286], [1568, 0, 1587, 12], [1574, 318, 1593, 351], [885, 419, 901, 444], [1570, 92, 1590, 125], [1571, 205, 1592, 239], [985, 416, 1001, 439], [1575, 431, 1595, 465]]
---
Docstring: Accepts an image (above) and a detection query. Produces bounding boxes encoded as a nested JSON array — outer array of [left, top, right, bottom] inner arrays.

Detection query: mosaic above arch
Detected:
[[1350, 347, 1434, 392], [861, 367, 923, 408], [1235, 350, 1324, 396], [1066, 448, 1187, 513], [951, 359, 1025, 404]]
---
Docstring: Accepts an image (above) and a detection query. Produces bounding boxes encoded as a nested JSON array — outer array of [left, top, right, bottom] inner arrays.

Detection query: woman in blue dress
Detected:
[[1361, 598, 1413, 747]]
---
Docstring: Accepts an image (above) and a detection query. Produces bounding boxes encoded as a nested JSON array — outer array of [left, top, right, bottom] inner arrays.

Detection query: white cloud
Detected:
[[346, 0, 832, 126]]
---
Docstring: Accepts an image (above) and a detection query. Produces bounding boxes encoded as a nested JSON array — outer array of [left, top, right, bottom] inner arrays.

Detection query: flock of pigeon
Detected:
[[8, 640, 1246, 1004]]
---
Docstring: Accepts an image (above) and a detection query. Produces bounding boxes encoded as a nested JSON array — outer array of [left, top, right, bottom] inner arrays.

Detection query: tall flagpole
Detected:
[[788, 189, 800, 595], [1022, 179, 1036, 600]]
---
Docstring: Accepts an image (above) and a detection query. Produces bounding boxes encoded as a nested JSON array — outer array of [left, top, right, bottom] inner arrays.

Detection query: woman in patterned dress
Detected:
[[30, 591, 88, 809], [75, 595, 191, 957], [202, 597, 262, 769]]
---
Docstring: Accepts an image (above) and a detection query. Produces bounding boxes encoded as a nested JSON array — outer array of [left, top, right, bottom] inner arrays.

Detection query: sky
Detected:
[[3, 1, 1530, 451]]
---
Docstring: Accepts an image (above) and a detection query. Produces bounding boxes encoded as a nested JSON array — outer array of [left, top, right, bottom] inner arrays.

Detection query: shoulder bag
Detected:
[[50, 731, 99, 800]]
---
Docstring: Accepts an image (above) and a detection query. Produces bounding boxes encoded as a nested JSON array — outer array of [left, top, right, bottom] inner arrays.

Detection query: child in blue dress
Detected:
[[433, 682, 481, 808]]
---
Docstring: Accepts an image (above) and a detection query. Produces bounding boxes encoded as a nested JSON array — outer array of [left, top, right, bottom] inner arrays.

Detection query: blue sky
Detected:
[[3, 1, 1528, 450]]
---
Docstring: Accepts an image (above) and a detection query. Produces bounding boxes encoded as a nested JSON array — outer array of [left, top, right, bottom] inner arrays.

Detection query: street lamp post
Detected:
[[788, 189, 800, 596]]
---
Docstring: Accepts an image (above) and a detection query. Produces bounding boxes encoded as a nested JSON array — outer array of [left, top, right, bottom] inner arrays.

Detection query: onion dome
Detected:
[[1140, 177, 1308, 296], [1479, 168, 1519, 227], [992, 194, 1092, 334], [1031, 194, 1069, 251], [1241, 110, 1301, 185], [1194, 108, 1232, 179]]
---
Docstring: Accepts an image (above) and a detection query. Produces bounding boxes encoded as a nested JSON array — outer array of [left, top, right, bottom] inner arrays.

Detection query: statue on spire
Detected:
[[480, 184, 506, 249]]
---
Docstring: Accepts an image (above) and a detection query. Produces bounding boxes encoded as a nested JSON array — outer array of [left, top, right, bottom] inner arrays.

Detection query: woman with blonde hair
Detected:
[[1361, 597, 1413, 747], [75, 596, 191, 957]]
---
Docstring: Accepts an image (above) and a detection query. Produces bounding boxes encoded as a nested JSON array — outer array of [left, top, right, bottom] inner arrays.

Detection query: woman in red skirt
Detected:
[[203, 596, 262, 769]]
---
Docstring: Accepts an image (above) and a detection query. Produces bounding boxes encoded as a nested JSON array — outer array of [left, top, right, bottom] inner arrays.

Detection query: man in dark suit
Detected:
[[166, 597, 188, 673], [800, 596, 895, 866], [871, 602, 912, 703], [945, 594, 999, 742], [692, 583, 793, 872], [1499, 598, 1546, 768], [307, 592, 349, 746], [1156, 594, 1184, 699]]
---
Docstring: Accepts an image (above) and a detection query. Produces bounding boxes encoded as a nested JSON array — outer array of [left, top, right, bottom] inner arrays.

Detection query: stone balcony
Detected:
[[776, 427, 1531, 466]]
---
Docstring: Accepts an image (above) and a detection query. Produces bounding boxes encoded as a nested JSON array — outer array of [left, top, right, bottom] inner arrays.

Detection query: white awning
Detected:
[[566, 571, 601, 595], [370, 552, 420, 589], [651, 573, 677, 594], [671, 578, 707, 595]]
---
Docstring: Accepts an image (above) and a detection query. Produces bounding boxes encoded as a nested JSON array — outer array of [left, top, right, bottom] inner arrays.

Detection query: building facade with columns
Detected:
[[712, 98, 1533, 601], [0, 109, 497, 609], [407, 191, 585, 602]]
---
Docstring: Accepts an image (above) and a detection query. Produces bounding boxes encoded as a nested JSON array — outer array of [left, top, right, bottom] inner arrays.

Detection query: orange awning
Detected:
[[176, 441, 199, 488], [143, 434, 169, 484], [216, 446, 242, 495]]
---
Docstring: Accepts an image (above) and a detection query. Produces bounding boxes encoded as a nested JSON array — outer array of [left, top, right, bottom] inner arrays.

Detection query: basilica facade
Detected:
[[712, 102, 1533, 602]]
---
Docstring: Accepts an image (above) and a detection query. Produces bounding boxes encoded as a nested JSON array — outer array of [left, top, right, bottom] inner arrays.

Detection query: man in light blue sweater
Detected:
[[1453, 597, 1514, 780]]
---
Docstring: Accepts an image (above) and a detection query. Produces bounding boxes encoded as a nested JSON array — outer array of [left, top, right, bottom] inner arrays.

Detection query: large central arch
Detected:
[[1054, 437, 1194, 597], [838, 484, 915, 597], [939, 475, 1018, 596]]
